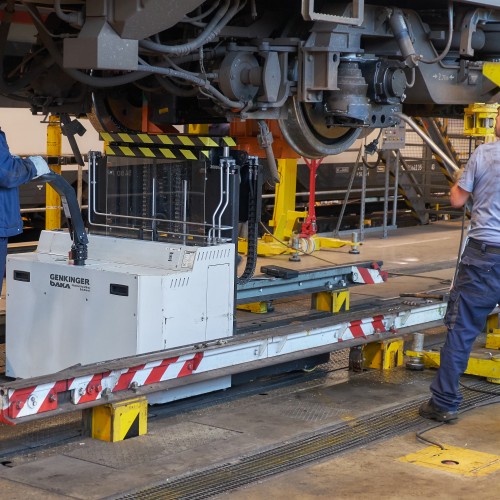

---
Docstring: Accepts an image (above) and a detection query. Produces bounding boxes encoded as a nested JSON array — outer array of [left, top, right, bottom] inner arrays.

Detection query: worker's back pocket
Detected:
[[460, 253, 496, 272]]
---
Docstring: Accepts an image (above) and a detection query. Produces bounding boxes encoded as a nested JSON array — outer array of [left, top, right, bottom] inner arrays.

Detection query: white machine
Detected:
[[6, 231, 235, 383]]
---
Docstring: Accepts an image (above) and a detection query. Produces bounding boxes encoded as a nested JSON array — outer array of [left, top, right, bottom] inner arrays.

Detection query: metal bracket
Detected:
[[301, 0, 364, 26], [460, 8, 500, 57]]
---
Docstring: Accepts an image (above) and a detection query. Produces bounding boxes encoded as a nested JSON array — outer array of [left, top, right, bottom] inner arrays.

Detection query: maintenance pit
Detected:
[[1, 221, 499, 499]]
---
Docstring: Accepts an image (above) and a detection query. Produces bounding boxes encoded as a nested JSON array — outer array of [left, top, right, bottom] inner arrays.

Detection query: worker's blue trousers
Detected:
[[0, 237, 7, 282], [430, 242, 500, 411]]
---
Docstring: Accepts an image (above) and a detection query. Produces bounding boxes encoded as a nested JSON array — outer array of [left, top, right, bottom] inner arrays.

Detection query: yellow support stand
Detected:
[[363, 338, 404, 370], [406, 349, 500, 384], [89, 396, 148, 442], [46, 115, 62, 230], [312, 290, 350, 314], [463, 103, 499, 137], [238, 158, 357, 256], [485, 312, 500, 350], [269, 159, 305, 240]]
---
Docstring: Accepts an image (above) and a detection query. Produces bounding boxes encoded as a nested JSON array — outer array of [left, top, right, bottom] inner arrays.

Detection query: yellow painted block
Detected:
[[486, 312, 499, 334], [483, 62, 500, 86], [91, 397, 148, 442], [313, 290, 350, 314], [187, 124, 209, 134], [364, 338, 404, 370], [400, 445, 500, 477], [407, 350, 500, 380], [237, 302, 268, 314], [314, 236, 353, 250], [485, 333, 500, 350]]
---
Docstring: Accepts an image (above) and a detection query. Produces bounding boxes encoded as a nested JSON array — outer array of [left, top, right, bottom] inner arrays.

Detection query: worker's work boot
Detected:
[[419, 399, 458, 423]]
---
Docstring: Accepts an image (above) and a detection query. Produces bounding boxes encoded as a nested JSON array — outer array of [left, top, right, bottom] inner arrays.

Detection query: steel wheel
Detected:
[[278, 97, 363, 159]]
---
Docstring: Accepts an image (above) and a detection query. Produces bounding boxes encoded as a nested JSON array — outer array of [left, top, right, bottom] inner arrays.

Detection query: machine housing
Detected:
[[6, 231, 235, 382]]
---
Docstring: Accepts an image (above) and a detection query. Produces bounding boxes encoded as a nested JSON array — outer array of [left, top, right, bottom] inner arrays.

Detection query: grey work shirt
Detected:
[[459, 139, 500, 244]]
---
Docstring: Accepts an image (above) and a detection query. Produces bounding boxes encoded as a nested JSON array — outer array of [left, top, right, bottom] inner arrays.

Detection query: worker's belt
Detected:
[[467, 238, 500, 254]]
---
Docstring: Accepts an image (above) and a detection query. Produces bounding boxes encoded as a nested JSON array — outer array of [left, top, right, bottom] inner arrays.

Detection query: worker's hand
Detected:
[[30, 156, 51, 178], [453, 167, 464, 183]]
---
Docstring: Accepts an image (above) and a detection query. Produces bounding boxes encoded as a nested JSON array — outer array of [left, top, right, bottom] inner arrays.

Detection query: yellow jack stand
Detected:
[[463, 103, 499, 138], [406, 313, 500, 383], [87, 396, 148, 442], [405, 348, 500, 384], [407, 316, 500, 384], [238, 158, 359, 257]]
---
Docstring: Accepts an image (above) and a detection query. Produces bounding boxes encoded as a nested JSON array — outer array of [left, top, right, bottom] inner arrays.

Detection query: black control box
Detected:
[[260, 265, 299, 279]]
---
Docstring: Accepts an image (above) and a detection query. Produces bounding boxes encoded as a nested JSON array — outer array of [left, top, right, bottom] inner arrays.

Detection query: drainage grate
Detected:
[[114, 381, 500, 500]]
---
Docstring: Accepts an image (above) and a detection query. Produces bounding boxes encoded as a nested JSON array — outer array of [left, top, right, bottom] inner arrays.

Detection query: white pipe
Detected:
[[393, 112, 460, 172]]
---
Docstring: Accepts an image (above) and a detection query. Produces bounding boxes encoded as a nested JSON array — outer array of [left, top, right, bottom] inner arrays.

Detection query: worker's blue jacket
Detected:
[[0, 130, 37, 237]]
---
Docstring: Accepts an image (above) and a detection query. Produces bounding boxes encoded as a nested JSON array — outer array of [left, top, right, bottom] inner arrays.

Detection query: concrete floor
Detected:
[[225, 405, 500, 500], [1, 220, 500, 499]]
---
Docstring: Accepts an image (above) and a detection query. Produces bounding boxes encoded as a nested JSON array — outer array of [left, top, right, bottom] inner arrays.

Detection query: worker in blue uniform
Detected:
[[420, 107, 500, 423], [0, 129, 51, 281]]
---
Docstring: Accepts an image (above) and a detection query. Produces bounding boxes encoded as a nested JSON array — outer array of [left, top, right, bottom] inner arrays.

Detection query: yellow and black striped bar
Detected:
[[100, 131, 236, 148], [104, 144, 212, 160]]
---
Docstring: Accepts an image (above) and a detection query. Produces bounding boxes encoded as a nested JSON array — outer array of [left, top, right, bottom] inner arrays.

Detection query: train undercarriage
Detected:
[[1, 0, 500, 158]]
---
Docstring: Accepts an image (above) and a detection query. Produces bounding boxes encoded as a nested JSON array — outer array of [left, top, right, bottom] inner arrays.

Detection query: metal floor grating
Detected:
[[113, 381, 500, 500]]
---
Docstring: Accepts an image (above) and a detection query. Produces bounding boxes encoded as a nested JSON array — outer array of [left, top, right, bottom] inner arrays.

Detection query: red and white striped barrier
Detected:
[[351, 263, 388, 284], [1, 353, 203, 423], [0, 301, 445, 425]]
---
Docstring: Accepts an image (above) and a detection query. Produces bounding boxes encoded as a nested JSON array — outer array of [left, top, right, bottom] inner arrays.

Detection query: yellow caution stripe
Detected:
[[100, 132, 236, 148], [105, 144, 210, 160]]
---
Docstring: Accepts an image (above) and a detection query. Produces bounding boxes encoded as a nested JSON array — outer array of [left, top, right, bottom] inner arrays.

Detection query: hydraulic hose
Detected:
[[138, 62, 244, 109], [38, 171, 88, 265], [139, 0, 235, 56], [419, 2, 454, 64], [54, 0, 83, 27]]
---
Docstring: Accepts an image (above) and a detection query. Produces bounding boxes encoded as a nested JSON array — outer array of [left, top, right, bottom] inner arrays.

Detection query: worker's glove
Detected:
[[30, 155, 51, 178], [453, 167, 464, 183]]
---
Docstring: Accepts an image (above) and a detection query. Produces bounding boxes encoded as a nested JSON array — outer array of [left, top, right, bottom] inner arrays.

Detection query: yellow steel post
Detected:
[[46, 115, 62, 229], [268, 158, 306, 241]]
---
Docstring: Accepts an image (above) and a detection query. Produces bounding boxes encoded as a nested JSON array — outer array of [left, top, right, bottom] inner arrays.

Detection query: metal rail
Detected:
[[236, 261, 383, 304], [0, 300, 447, 425]]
